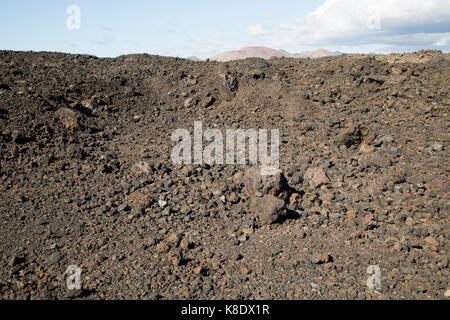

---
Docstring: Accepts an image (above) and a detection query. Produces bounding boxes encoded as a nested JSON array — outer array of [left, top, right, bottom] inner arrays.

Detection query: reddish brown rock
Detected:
[[335, 124, 367, 147], [243, 166, 290, 200], [250, 194, 286, 225], [304, 167, 329, 189], [56, 107, 80, 129]]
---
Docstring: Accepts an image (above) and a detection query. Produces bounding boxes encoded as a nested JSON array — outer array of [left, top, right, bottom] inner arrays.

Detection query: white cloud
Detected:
[[435, 36, 449, 46], [193, 0, 450, 58], [246, 24, 267, 36], [268, 0, 450, 52], [166, 19, 180, 26]]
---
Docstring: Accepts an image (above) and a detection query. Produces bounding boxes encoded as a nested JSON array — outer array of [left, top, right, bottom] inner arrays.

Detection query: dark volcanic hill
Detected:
[[0, 50, 449, 300]]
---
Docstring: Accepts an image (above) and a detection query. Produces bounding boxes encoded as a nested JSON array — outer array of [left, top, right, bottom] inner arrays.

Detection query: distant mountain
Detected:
[[210, 46, 342, 62], [292, 48, 343, 59], [186, 56, 202, 61], [210, 47, 288, 61]]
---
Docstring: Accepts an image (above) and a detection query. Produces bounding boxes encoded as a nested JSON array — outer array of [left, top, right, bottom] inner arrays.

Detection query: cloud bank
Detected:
[[248, 0, 450, 53]]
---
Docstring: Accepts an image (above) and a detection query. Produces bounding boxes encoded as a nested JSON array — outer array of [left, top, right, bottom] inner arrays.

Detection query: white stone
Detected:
[[158, 200, 167, 208]]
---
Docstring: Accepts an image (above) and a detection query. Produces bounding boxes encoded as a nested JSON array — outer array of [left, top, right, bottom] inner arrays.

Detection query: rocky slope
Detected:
[[0, 50, 448, 300]]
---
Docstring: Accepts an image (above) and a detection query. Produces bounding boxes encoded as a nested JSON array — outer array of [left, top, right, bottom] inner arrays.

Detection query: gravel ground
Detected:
[[0, 50, 448, 300]]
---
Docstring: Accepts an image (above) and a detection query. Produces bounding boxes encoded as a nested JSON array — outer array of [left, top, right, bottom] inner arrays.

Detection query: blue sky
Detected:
[[1, 0, 449, 58]]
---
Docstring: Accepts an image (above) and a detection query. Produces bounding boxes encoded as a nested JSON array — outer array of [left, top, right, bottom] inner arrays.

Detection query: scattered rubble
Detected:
[[0, 50, 448, 300]]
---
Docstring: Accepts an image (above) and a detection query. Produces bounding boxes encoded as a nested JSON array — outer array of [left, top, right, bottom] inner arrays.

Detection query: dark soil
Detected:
[[0, 50, 448, 300]]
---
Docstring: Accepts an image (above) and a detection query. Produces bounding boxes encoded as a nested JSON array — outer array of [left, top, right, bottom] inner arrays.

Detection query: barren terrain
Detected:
[[0, 50, 448, 300]]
